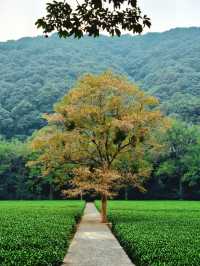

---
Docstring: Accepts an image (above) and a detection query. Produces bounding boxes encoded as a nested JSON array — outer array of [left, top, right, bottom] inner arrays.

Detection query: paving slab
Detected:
[[62, 202, 134, 266]]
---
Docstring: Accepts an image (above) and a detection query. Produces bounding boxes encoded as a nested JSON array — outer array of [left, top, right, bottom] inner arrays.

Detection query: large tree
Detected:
[[36, 0, 151, 38], [29, 72, 167, 222]]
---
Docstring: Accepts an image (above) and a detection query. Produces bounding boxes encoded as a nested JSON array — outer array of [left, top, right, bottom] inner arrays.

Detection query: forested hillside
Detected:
[[1, 27, 200, 138]]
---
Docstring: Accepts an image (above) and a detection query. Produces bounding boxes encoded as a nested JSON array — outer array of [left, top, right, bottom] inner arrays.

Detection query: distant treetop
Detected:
[[36, 0, 151, 38]]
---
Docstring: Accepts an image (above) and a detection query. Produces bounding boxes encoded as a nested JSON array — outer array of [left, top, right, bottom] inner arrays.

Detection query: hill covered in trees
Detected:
[[1, 27, 200, 138]]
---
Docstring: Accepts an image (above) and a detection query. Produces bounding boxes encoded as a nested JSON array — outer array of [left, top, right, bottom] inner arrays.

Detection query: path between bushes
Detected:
[[62, 202, 134, 266]]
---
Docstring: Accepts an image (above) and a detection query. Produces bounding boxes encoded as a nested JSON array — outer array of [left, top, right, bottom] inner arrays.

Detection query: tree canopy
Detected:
[[36, 0, 151, 38], [29, 72, 168, 221]]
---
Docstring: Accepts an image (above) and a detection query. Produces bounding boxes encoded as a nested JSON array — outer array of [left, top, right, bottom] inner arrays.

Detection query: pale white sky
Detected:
[[0, 0, 200, 41]]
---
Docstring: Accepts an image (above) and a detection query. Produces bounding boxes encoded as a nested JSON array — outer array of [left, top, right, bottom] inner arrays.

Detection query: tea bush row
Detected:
[[0, 201, 84, 266], [105, 201, 200, 266]]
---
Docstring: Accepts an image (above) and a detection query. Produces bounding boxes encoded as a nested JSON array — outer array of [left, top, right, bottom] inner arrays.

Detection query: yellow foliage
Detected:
[[29, 71, 169, 199]]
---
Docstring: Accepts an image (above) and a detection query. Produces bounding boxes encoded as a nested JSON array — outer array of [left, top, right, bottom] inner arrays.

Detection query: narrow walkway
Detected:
[[62, 203, 134, 266]]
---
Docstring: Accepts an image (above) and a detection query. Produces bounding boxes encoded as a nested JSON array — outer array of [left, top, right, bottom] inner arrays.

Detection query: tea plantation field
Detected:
[[98, 201, 200, 266], [0, 200, 84, 266]]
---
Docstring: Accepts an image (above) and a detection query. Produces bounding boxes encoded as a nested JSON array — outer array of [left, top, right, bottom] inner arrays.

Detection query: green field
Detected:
[[0, 200, 84, 266], [1, 200, 200, 266], [97, 201, 200, 266]]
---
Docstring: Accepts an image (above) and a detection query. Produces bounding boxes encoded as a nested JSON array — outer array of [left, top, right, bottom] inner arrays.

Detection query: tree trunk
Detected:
[[179, 179, 183, 200], [80, 190, 83, 201], [49, 183, 53, 200], [101, 194, 107, 223], [125, 187, 128, 200]]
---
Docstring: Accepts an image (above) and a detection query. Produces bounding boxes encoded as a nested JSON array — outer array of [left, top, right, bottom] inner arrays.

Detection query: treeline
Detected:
[[1, 27, 200, 139], [1, 120, 200, 200], [0, 138, 67, 199], [128, 120, 200, 200]]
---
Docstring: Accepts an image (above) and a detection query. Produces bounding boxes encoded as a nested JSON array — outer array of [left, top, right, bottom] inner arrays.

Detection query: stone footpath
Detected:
[[62, 203, 134, 266]]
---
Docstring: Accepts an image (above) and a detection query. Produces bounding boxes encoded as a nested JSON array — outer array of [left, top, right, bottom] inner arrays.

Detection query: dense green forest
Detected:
[[1, 27, 200, 139], [1, 27, 200, 200]]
